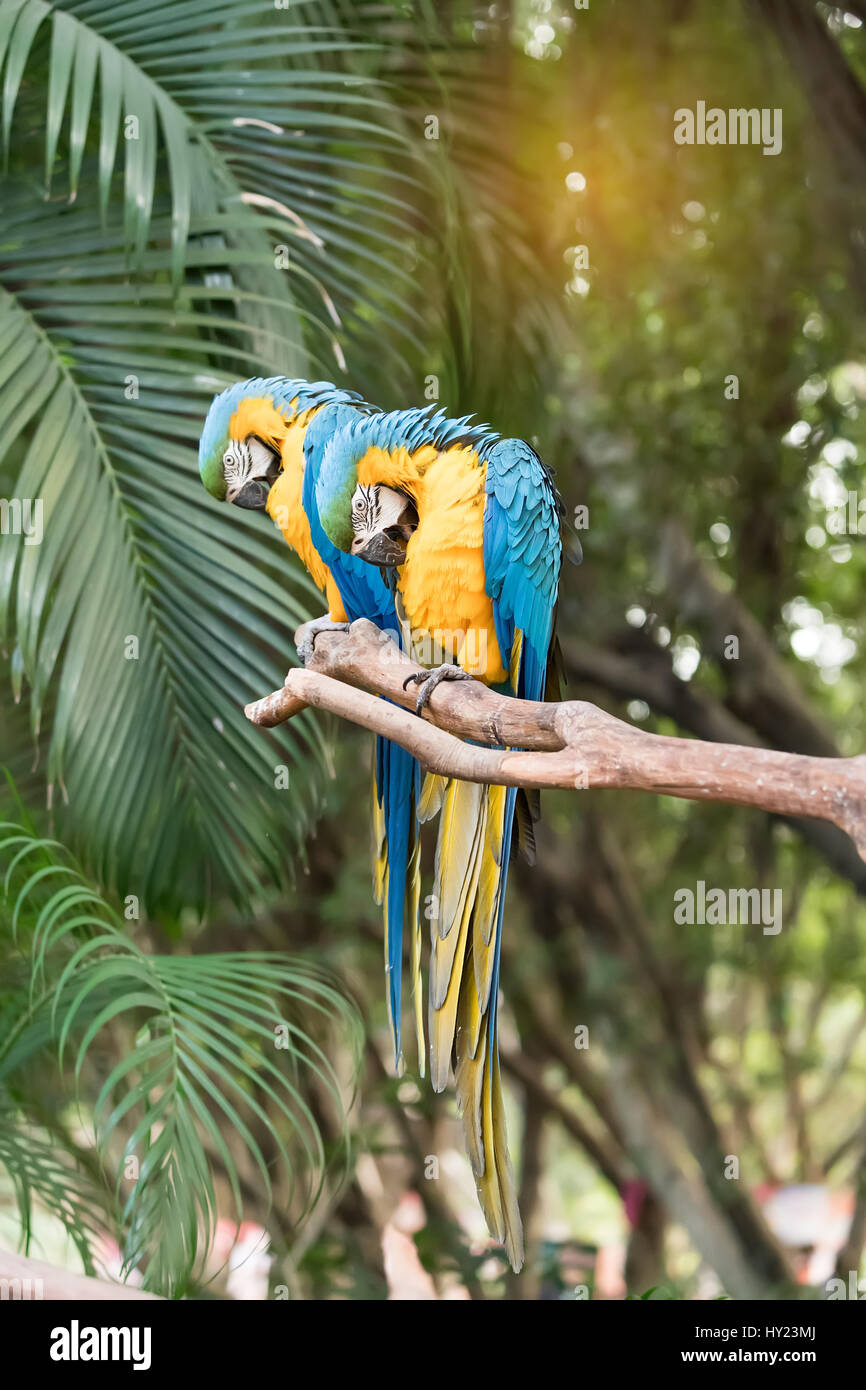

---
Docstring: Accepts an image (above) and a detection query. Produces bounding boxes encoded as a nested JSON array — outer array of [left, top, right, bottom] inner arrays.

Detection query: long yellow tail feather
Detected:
[[407, 821, 425, 1078], [455, 994, 523, 1270], [418, 771, 446, 823], [372, 769, 387, 908], [432, 779, 484, 943], [428, 778, 524, 1271]]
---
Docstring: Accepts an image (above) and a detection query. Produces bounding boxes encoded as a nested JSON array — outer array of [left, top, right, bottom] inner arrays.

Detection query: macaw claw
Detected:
[[296, 617, 350, 667], [402, 664, 473, 715]]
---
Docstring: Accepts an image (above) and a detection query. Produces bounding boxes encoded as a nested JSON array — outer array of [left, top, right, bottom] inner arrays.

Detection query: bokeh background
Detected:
[[1, 0, 865, 1300]]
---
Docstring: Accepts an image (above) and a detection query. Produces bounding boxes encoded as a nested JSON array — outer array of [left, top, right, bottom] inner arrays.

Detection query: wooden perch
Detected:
[[244, 619, 866, 863]]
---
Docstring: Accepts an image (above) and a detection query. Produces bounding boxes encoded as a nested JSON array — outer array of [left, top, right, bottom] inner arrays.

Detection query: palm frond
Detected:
[[0, 0, 430, 904], [0, 1111, 115, 1271], [0, 821, 363, 1296], [0, 0, 417, 301], [0, 181, 346, 907]]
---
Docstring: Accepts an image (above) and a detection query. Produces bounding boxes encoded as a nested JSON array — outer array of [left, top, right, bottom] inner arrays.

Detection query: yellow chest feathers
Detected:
[[265, 419, 331, 595], [378, 446, 506, 685]]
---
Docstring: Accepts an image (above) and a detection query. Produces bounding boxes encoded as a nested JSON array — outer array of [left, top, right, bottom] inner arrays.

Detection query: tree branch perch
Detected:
[[244, 620, 866, 863]]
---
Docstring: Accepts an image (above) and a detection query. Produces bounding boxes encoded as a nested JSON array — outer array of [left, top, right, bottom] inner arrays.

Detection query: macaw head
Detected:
[[199, 381, 291, 510], [346, 483, 418, 567], [315, 425, 418, 568]]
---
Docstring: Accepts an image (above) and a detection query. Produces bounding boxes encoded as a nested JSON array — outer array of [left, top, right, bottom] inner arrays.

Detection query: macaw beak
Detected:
[[350, 531, 408, 567], [229, 480, 270, 510]]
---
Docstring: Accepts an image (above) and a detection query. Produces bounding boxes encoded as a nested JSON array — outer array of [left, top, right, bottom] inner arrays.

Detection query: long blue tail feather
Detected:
[[376, 735, 417, 1070]]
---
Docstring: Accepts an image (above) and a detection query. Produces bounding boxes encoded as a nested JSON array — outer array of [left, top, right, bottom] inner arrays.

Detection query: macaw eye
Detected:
[[223, 450, 233, 466]]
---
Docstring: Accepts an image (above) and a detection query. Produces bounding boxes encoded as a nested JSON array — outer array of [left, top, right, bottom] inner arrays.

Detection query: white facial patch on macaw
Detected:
[[223, 436, 277, 501], [350, 484, 416, 545]]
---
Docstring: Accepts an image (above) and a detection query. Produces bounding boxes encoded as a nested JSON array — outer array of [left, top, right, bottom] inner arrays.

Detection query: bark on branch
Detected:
[[244, 619, 866, 863]]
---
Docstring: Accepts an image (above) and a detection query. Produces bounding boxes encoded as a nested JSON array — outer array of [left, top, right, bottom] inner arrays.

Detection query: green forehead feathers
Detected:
[[319, 470, 358, 553], [199, 436, 229, 500]]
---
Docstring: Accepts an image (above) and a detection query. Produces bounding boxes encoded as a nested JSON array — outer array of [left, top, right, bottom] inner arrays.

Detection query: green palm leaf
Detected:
[[0, 1112, 115, 1270], [0, 822, 363, 1296], [0, 183, 336, 907], [0, 0, 426, 904], [0, 0, 416, 297]]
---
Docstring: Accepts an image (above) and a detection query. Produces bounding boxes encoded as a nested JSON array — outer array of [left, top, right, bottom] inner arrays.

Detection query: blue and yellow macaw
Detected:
[[315, 405, 563, 1273], [198, 379, 423, 1074]]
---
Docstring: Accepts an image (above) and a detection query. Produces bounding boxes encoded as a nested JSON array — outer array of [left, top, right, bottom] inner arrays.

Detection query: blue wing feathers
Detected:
[[479, 439, 561, 1092], [483, 437, 561, 703]]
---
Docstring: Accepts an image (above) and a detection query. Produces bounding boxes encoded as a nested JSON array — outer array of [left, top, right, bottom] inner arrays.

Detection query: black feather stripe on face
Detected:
[[350, 484, 417, 544], [223, 440, 251, 500], [351, 484, 380, 538], [223, 436, 280, 503]]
